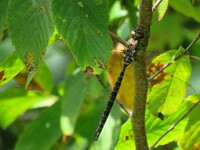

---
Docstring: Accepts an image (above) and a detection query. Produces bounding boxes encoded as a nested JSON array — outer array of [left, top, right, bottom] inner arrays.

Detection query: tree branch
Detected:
[[131, 0, 152, 150], [149, 100, 200, 149], [148, 32, 200, 81]]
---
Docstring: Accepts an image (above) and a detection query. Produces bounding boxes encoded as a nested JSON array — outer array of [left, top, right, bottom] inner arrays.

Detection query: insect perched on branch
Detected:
[[94, 28, 144, 141]]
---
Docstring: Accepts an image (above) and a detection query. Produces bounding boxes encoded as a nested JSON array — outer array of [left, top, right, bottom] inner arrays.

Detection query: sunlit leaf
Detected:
[[109, 1, 127, 22], [0, 91, 55, 128], [147, 49, 191, 116], [52, 0, 112, 74], [178, 94, 200, 150], [157, 0, 169, 21], [115, 101, 189, 149], [0, 52, 24, 86], [15, 101, 62, 150]]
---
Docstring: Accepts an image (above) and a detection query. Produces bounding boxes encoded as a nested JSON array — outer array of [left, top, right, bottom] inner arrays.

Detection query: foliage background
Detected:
[[0, 0, 200, 150]]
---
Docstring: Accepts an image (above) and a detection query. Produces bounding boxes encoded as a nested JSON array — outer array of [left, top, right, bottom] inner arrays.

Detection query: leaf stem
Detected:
[[149, 100, 200, 149], [148, 32, 200, 81], [190, 55, 200, 60]]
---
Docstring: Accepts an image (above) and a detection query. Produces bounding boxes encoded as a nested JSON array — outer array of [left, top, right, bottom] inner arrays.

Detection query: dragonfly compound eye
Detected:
[[130, 29, 144, 40]]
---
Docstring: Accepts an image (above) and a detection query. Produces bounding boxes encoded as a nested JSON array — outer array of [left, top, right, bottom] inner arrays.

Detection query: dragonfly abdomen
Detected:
[[94, 64, 127, 140]]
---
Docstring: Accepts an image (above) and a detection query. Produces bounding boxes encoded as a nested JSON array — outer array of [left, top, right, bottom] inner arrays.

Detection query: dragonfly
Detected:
[[93, 28, 144, 141]]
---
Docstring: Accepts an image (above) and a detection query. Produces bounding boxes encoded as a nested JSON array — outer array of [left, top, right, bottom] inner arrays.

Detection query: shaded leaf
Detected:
[[0, 52, 24, 86], [8, 0, 54, 72], [0, 0, 9, 40], [15, 61, 53, 93], [75, 98, 121, 149], [147, 49, 191, 116], [15, 101, 62, 150], [170, 0, 200, 23], [32, 61, 53, 93], [52, 0, 112, 74], [60, 70, 87, 136], [149, 14, 185, 49]]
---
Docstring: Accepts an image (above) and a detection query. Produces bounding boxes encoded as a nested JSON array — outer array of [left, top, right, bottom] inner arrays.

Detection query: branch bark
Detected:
[[131, 1, 152, 150]]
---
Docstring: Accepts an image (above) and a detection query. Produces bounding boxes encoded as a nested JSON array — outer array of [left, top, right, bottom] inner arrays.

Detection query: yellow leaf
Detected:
[[107, 44, 134, 109]]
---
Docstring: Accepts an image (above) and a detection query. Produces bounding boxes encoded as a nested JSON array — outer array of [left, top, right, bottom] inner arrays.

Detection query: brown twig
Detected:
[[149, 100, 200, 149], [131, 0, 152, 149], [190, 55, 200, 60], [148, 32, 200, 81], [109, 31, 129, 47], [152, 0, 163, 12], [95, 75, 131, 116]]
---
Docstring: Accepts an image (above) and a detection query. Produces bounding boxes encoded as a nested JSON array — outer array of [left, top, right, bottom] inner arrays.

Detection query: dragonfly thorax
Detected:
[[123, 38, 140, 66]]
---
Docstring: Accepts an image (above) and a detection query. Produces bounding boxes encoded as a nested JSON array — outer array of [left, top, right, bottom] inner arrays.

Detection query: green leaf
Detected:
[[52, 0, 112, 74], [25, 70, 37, 89], [86, 75, 105, 99], [63, 135, 88, 150], [171, 45, 185, 61], [75, 98, 121, 149], [147, 49, 191, 116], [157, 0, 169, 21], [0, 52, 24, 86], [169, 0, 200, 22], [8, 0, 54, 72], [179, 121, 200, 150], [0, 87, 26, 99], [31, 61, 53, 93], [109, 1, 127, 22], [178, 94, 200, 150], [0, 91, 54, 128], [149, 13, 185, 49], [60, 70, 87, 135], [15, 101, 62, 150], [0, 0, 9, 40], [115, 102, 189, 149]]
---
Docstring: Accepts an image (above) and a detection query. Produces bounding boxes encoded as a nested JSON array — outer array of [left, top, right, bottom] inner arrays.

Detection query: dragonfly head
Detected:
[[130, 28, 144, 40]]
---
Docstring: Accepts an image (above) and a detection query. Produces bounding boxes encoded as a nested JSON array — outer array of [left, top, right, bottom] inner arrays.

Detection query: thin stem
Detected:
[[152, 0, 163, 12], [149, 100, 200, 149], [109, 31, 129, 47], [190, 55, 200, 60], [148, 32, 200, 81], [95, 75, 131, 116], [95, 75, 110, 94]]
